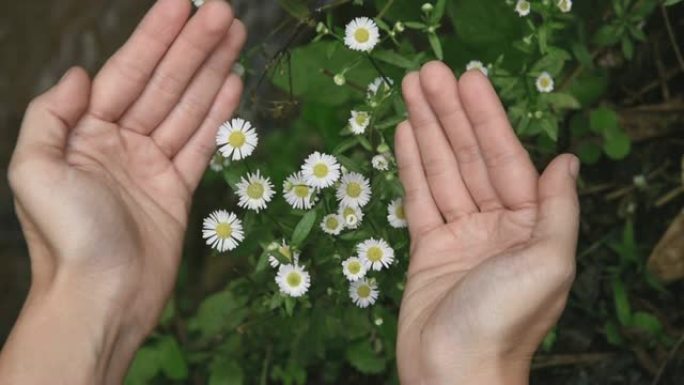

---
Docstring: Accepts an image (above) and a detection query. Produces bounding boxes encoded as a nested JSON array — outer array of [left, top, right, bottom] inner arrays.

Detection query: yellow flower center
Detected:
[[354, 27, 370, 43], [346, 182, 362, 198], [246, 182, 264, 199], [228, 131, 246, 147], [367, 246, 383, 262], [342, 207, 355, 218], [286, 271, 302, 287], [519, 2, 530, 11], [215, 223, 233, 240], [348, 261, 362, 275], [355, 113, 368, 126], [357, 285, 371, 298], [294, 184, 310, 198], [313, 163, 329, 178], [325, 216, 339, 229], [395, 205, 406, 220]]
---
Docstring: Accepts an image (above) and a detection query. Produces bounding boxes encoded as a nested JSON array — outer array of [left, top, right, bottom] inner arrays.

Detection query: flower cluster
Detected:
[[202, 72, 407, 306]]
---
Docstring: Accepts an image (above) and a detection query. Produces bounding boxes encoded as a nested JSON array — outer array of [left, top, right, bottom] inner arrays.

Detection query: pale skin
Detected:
[[0, 0, 580, 384]]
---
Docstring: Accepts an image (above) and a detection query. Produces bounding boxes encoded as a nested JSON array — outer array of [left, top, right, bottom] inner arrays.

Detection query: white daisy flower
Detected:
[[466, 60, 489, 77], [339, 205, 364, 229], [535, 71, 555, 93], [336, 172, 371, 208], [301, 152, 341, 188], [341, 257, 367, 282], [216, 118, 258, 161], [321, 214, 344, 236], [275, 263, 311, 298], [557, 0, 572, 13], [357, 238, 395, 271], [387, 198, 408, 228], [367, 77, 394, 99], [349, 278, 379, 308], [283, 172, 315, 210], [202, 210, 244, 252], [371, 154, 390, 171], [236, 170, 274, 212], [349, 110, 370, 135], [344, 17, 380, 52], [515, 0, 531, 16], [192, 0, 204, 7]]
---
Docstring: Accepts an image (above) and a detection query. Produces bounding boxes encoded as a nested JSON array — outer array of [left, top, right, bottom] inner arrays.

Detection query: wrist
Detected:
[[423, 349, 531, 385], [0, 268, 144, 384]]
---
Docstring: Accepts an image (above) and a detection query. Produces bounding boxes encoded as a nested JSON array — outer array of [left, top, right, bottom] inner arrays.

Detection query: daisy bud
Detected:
[[534, 110, 543, 119], [421, 3, 434, 13], [231, 62, 245, 77], [316, 22, 328, 34], [377, 143, 390, 153], [334, 73, 346, 86], [394, 22, 405, 33]]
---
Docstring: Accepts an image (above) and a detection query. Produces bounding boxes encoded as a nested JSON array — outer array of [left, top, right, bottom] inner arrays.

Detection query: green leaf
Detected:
[[530, 48, 571, 76], [539, 117, 559, 142], [603, 131, 631, 160], [604, 320, 624, 346], [577, 142, 602, 165], [373, 50, 417, 70], [346, 340, 386, 374], [447, 0, 523, 55], [544, 93, 581, 110], [665, 0, 683, 5], [621, 36, 634, 60], [631, 311, 663, 335], [594, 25, 621, 46], [157, 336, 188, 380], [209, 360, 244, 385], [125, 346, 160, 385], [432, 0, 447, 22], [428, 32, 443, 60], [292, 209, 318, 246], [276, 0, 310, 21], [612, 276, 632, 326], [189, 291, 248, 338], [542, 328, 557, 351], [589, 107, 619, 134]]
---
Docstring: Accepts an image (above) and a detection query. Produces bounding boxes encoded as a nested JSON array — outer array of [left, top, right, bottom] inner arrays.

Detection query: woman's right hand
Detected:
[[395, 61, 580, 384]]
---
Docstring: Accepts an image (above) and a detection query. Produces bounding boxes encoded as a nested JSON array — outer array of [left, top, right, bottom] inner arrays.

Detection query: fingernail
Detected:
[[568, 155, 580, 179]]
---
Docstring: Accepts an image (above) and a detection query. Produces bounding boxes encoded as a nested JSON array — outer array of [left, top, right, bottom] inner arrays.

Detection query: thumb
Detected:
[[532, 154, 581, 253], [14, 67, 91, 159]]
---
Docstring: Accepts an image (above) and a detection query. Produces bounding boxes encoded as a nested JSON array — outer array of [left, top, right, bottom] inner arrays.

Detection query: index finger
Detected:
[[89, 0, 191, 122]]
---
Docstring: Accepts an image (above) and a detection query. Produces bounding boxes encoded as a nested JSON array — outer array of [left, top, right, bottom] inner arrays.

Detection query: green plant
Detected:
[[124, 0, 679, 383]]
